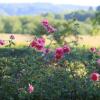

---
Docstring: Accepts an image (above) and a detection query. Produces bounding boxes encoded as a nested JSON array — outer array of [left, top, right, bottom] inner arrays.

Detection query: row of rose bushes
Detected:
[[0, 19, 100, 99], [0, 46, 100, 100]]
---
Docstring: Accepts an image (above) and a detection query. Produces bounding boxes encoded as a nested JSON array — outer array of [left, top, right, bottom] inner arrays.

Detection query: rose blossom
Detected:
[[41, 19, 49, 26], [35, 38, 45, 51], [36, 37, 45, 45], [55, 47, 64, 60], [90, 72, 100, 81], [0, 39, 5, 46], [30, 37, 45, 51], [10, 35, 15, 39], [90, 47, 96, 53], [30, 40, 37, 48], [28, 84, 34, 94], [41, 19, 56, 33], [35, 43, 44, 51]]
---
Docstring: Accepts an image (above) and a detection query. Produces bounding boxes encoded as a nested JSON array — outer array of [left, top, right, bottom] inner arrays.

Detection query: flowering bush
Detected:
[[0, 20, 100, 100]]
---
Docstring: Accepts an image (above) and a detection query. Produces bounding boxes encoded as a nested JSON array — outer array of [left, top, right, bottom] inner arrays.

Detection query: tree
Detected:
[[3, 17, 13, 33], [95, 6, 100, 24], [11, 17, 22, 33], [0, 17, 4, 33]]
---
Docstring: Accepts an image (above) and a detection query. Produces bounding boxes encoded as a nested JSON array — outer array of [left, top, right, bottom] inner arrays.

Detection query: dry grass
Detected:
[[65, 35, 100, 47], [0, 34, 100, 47]]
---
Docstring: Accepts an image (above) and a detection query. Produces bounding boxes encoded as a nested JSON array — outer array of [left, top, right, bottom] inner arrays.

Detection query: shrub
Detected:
[[0, 47, 100, 100], [0, 20, 100, 100]]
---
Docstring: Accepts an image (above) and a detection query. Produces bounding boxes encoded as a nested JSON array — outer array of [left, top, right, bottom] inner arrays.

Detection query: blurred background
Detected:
[[0, 0, 100, 47]]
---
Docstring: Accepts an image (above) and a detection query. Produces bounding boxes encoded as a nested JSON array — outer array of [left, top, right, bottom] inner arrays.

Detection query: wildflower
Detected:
[[28, 84, 34, 94], [10, 35, 15, 40], [90, 47, 96, 53], [63, 45, 71, 54], [90, 72, 100, 81], [0, 39, 5, 46]]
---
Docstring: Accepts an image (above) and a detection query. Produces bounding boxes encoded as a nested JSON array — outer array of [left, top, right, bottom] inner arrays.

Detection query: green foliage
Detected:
[[95, 11, 100, 25], [11, 17, 22, 33], [92, 6, 100, 25], [0, 11, 100, 100], [0, 17, 4, 33], [0, 9, 100, 35], [3, 17, 13, 33], [0, 47, 100, 100], [64, 10, 94, 21]]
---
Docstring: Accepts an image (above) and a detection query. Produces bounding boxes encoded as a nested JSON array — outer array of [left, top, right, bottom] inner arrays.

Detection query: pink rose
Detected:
[[55, 47, 64, 55], [0, 39, 5, 46], [10, 35, 15, 39], [90, 72, 100, 81], [41, 19, 56, 33], [42, 19, 49, 26], [55, 47, 64, 60], [36, 37, 45, 45], [35, 43, 44, 51], [90, 47, 96, 53], [30, 37, 45, 51], [28, 84, 34, 94], [30, 40, 37, 48], [35, 38, 45, 51]]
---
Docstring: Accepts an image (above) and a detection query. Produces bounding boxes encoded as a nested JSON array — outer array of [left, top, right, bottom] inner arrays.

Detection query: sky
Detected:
[[0, 0, 100, 6]]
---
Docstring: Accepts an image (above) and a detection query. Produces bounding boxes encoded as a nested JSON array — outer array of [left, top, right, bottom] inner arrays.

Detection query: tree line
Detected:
[[0, 8, 100, 35]]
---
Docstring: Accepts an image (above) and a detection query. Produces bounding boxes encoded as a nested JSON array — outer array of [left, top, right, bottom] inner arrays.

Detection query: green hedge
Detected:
[[0, 48, 100, 100]]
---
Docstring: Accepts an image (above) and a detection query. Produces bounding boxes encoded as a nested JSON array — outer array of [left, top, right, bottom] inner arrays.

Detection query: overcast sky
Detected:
[[0, 0, 100, 6]]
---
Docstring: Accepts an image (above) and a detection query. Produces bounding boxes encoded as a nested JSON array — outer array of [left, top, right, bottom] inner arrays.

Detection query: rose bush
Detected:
[[0, 20, 100, 100]]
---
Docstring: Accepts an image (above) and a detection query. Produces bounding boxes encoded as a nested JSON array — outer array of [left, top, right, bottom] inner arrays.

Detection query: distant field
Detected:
[[0, 34, 34, 47], [0, 34, 100, 47]]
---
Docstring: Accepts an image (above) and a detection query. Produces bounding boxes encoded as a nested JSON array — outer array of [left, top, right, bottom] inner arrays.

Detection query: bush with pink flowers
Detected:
[[0, 20, 100, 100]]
